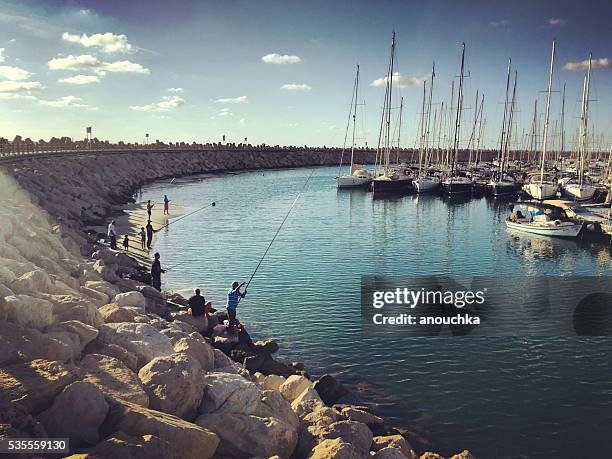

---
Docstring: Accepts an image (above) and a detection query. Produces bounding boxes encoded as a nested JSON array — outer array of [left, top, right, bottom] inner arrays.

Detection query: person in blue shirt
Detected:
[[227, 281, 247, 328]]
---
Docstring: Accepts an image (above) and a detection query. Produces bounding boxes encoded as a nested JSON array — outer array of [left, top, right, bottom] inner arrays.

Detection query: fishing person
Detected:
[[151, 252, 165, 291], [139, 226, 146, 250], [146, 200, 155, 219], [187, 288, 211, 332], [226, 281, 247, 330], [146, 220, 154, 249], [107, 220, 117, 249], [163, 194, 170, 215]]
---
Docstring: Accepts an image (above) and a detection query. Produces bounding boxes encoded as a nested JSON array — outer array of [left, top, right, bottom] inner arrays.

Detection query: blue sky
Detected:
[[0, 0, 611, 149]]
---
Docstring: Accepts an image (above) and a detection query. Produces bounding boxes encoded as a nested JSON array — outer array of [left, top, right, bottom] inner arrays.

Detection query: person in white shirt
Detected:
[[107, 220, 117, 249]]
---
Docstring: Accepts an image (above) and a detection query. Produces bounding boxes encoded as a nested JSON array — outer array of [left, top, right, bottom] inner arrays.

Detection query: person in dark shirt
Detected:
[[188, 289, 207, 317], [150, 252, 165, 291], [146, 220, 154, 249]]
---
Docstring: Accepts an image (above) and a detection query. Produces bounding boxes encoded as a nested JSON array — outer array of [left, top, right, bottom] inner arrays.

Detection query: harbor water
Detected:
[[142, 166, 612, 458]]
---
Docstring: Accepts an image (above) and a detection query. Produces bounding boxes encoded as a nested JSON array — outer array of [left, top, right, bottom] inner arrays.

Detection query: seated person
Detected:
[[187, 288, 211, 317]]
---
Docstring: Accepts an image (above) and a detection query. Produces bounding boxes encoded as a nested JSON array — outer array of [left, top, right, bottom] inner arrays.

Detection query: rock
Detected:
[[37, 381, 109, 447], [99, 303, 139, 323], [80, 354, 149, 407], [449, 451, 476, 459], [173, 334, 214, 371], [292, 361, 305, 371], [97, 323, 174, 368], [0, 321, 74, 363], [375, 447, 411, 459], [9, 269, 57, 296], [195, 413, 297, 459], [419, 454, 445, 459], [113, 252, 139, 269], [84, 280, 120, 302], [112, 291, 146, 310], [100, 398, 219, 459], [259, 357, 297, 377], [136, 285, 167, 315], [341, 407, 384, 426], [67, 432, 178, 459], [295, 404, 341, 457], [314, 374, 348, 406], [3, 294, 54, 330], [292, 387, 323, 411], [84, 341, 139, 372], [199, 372, 262, 415], [263, 374, 286, 391], [323, 421, 373, 457], [172, 310, 209, 333], [45, 320, 98, 357], [0, 359, 79, 414], [254, 339, 279, 354], [308, 438, 361, 459], [255, 389, 299, 430], [293, 398, 328, 420], [0, 392, 47, 439], [212, 348, 240, 373], [280, 374, 314, 402], [94, 262, 120, 283], [138, 354, 205, 420], [373, 435, 416, 458], [244, 352, 269, 372]]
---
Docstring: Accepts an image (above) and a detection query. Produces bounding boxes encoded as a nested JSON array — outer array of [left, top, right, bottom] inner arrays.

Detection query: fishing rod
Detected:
[[155, 198, 225, 231], [242, 168, 317, 293]]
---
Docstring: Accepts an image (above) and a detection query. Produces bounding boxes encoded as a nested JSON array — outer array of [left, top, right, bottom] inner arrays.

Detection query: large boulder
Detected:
[[262, 374, 286, 391], [0, 321, 74, 363], [173, 333, 215, 371], [99, 303, 139, 323], [449, 451, 476, 459], [97, 323, 174, 368], [80, 354, 149, 407], [138, 354, 205, 420], [37, 381, 109, 447], [172, 310, 208, 333], [375, 447, 411, 459], [308, 438, 362, 459], [323, 421, 373, 457], [45, 320, 98, 358], [341, 407, 384, 426], [112, 291, 146, 310], [254, 339, 280, 354], [291, 387, 323, 411], [83, 340, 139, 372], [314, 374, 348, 406], [136, 285, 167, 315], [100, 398, 219, 459], [419, 454, 445, 459], [280, 375, 314, 402], [3, 294, 54, 329], [195, 413, 297, 459], [0, 359, 79, 414], [66, 432, 179, 459], [372, 435, 416, 458], [199, 372, 262, 415], [212, 348, 240, 373], [254, 389, 299, 431]]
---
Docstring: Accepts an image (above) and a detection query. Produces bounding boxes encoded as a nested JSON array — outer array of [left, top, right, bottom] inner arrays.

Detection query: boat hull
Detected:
[[371, 177, 413, 195], [505, 220, 583, 238], [413, 176, 440, 193], [486, 181, 518, 196], [441, 179, 472, 195], [561, 184, 596, 202], [525, 182, 558, 200], [337, 175, 371, 188]]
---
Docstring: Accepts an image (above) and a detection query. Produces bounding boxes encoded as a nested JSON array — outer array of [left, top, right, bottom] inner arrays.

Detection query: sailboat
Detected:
[[487, 60, 520, 196], [562, 53, 597, 201], [441, 43, 473, 195], [413, 62, 441, 193], [525, 40, 559, 200], [372, 31, 413, 195], [337, 65, 372, 189]]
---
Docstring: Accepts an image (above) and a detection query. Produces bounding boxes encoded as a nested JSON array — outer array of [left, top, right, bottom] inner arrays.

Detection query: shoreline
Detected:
[[0, 151, 474, 458]]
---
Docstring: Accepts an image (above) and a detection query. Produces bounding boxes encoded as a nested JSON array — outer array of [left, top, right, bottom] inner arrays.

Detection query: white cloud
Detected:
[[489, 20, 509, 28], [39, 95, 89, 108], [59, 74, 100, 85], [0, 65, 31, 81], [0, 48, 5, 63], [62, 32, 134, 53], [79, 9, 92, 16], [0, 80, 42, 92], [214, 95, 248, 104], [564, 57, 612, 71], [261, 53, 302, 64], [130, 95, 185, 112], [210, 107, 234, 119], [167, 87, 184, 93], [547, 18, 567, 27], [0, 92, 36, 100], [370, 72, 425, 88], [281, 83, 312, 92], [48, 54, 149, 74]]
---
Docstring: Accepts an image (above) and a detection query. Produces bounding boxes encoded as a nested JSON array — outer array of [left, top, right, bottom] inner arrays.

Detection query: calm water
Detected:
[[142, 166, 612, 458]]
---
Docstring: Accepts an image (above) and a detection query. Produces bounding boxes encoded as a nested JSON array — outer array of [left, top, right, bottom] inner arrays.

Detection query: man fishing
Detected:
[[107, 220, 117, 249], [151, 252, 165, 291], [227, 281, 247, 330], [146, 220, 154, 249]]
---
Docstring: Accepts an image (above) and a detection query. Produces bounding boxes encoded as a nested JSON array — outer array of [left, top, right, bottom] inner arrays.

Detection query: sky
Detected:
[[0, 0, 611, 149]]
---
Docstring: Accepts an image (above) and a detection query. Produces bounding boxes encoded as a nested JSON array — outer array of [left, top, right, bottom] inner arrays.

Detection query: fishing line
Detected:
[[156, 198, 226, 232], [243, 168, 317, 292]]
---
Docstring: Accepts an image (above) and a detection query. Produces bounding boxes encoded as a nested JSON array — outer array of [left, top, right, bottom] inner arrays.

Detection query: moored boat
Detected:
[[506, 200, 583, 238]]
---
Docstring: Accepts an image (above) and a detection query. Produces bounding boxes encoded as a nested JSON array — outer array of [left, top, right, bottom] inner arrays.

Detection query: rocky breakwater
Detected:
[[0, 152, 474, 458]]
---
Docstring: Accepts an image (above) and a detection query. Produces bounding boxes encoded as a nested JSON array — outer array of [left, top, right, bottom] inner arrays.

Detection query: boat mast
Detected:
[[499, 58, 512, 175], [578, 53, 592, 187], [384, 31, 396, 176], [397, 96, 403, 164], [418, 81, 427, 171], [503, 71, 517, 172], [560, 82, 566, 157], [349, 64, 360, 172], [424, 62, 435, 171], [452, 43, 466, 175], [540, 39, 556, 185], [446, 80, 455, 169], [468, 89, 479, 166]]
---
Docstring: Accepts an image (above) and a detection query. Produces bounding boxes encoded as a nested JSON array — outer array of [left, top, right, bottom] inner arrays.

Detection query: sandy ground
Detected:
[[93, 202, 186, 268]]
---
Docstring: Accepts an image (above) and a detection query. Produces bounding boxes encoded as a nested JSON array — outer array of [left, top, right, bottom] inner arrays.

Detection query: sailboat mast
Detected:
[[349, 64, 360, 171], [504, 71, 518, 172], [384, 31, 396, 175], [499, 58, 512, 174], [578, 53, 592, 187], [468, 89, 479, 166], [560, 82, 566, 156], [540, 39, 556, 184], [424, 62, 435, 170], [419, 81, 427, 171], [452, 43, 466, 174], [397, 96, 403, 164]]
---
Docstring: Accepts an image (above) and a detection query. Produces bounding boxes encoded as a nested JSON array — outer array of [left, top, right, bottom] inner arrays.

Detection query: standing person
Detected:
[[146, 200, 154, 219], [163, 195, 170, 215], [146, 220, 154, 249], [226, 281, 247, 329], [150, 252, 165, 291], [122, 235, 129, 251], [107, 220, 117, 249], [139, 226, 146, 250]]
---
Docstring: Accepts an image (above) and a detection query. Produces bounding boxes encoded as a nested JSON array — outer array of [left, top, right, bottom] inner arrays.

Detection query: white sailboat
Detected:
[[337, 64, 372, 189], [562, 53, 596, 201], [526, 40, 559, 200], [506, 200, 583, 238]]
